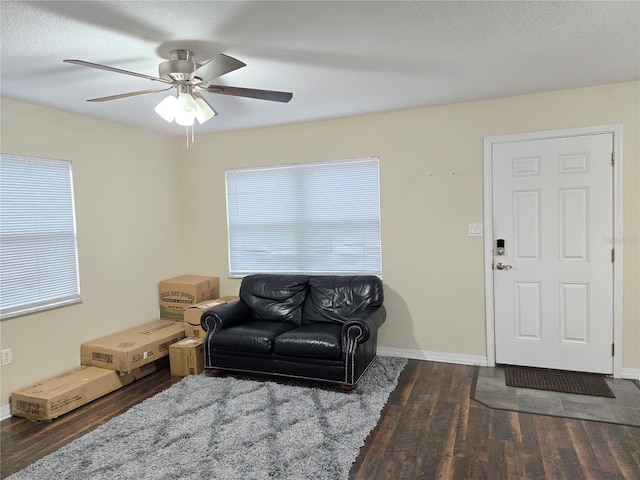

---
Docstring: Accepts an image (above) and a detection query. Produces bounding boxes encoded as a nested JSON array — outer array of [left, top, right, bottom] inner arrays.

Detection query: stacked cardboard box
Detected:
[[81, 320, 186, 372], [12, 319, 183, 421], [11, 274, 225, 421], [169, 337, 205, 376], [183, 295, 240, 337], [11, 366, 134, 421], [159, 275, 220, 320]]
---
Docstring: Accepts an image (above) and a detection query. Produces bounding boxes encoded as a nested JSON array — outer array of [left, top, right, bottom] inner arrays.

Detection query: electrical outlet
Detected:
[[1, 348, 13, 366]]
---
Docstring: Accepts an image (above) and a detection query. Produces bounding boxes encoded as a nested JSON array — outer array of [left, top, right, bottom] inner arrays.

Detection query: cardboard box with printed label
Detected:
[[159, 275, 220, 320], [11, 366, 134, 421], [80, 320, 185, 372], [169, 337, 205, 376]]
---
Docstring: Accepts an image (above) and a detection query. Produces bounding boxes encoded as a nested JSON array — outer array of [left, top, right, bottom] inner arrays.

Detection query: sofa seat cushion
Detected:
[[210, 321, 297, 354], [273, 324, 342, 360]]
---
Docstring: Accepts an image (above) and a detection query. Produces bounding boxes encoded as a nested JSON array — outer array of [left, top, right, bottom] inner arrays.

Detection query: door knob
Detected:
[[495, 262, 512, 270]]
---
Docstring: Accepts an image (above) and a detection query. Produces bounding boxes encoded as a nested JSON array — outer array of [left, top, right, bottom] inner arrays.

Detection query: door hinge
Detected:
[[611, 248, 615, 262], [611, 152, 615, 166], [612, 343, 615, 356]]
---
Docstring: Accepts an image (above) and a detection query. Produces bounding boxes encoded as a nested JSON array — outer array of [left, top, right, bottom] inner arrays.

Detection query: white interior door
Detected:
[[492, 133, 614, 374]]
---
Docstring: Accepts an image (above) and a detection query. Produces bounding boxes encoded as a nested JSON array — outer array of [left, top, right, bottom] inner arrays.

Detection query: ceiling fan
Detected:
[[63, 49, 293, 127]]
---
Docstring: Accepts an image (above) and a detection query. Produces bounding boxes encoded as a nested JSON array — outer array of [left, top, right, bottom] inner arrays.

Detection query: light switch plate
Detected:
[[468, 223, 483, 237]]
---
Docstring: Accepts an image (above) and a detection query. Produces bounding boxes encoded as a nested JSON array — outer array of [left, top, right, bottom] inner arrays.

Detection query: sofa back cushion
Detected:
[[240, 274, 310, 325], [303, 275, 383, 324]]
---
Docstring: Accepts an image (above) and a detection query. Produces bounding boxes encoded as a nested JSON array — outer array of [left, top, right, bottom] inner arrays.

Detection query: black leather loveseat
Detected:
[[201, 274, 386, 390]]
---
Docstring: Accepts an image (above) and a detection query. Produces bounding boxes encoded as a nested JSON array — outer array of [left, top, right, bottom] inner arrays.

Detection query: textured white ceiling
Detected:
[[2, 1, 639, 136]]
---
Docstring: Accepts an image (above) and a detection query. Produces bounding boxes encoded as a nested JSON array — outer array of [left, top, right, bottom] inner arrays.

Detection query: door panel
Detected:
[[493, 133, 613, 374], [513, 190, 541, 261], [514, 281, 541, 339]]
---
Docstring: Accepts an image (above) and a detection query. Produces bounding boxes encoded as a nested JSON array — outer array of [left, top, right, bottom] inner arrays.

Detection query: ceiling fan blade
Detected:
[[86, 87, 173, 102], [201, 85, 293, 103], [64, 59, 172, 84], [190, 54, 246, 85]]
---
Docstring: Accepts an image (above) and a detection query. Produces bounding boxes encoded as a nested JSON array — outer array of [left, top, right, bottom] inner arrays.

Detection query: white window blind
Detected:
[[0, 154, 81, 319], [226, 157, 382, 277]]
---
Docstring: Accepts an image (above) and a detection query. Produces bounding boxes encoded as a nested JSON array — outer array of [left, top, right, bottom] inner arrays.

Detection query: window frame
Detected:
[[225, 157, 382, 278], [0, 154, 82, 319]]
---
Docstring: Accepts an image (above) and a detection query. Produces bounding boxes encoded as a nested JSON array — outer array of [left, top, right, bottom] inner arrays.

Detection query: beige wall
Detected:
[[180, 80, 639, 371], [0, 98, 185, 407], [1, 80, 639, 409]]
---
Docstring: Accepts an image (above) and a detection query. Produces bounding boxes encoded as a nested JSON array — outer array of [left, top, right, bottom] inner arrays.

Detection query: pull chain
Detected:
[[185, 125, 196, 149]]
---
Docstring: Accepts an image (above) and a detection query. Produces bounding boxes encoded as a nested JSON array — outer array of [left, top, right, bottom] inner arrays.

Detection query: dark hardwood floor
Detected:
[[2, 359, 639, 479]]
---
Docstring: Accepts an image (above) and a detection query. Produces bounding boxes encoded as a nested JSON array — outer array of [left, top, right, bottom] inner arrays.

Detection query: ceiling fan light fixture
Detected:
[[177, 91, 197, 113], [174, 108, 196, 127], [156, 90, 212, 127], [193, 94, 217, 124], [154, 95, 178, 123]]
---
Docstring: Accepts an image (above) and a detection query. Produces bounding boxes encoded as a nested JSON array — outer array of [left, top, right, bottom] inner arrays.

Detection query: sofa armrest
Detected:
[[341, 305, 386, 345], [201, 300, 251, 334]]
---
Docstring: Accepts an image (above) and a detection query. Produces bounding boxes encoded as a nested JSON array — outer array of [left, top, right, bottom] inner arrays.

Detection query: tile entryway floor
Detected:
[[472, 366, 640, 427]]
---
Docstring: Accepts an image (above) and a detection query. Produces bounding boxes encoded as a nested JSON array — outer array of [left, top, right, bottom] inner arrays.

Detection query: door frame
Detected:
[[483, 124, 623, 378]]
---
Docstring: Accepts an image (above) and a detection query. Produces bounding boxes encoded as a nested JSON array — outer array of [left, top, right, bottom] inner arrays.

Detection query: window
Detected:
[[0, 154, 81, 319], [226, 157, 382, 277]]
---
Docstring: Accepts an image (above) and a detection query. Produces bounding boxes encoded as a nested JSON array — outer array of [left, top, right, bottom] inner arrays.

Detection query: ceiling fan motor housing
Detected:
[[158, 49, 201, 82]]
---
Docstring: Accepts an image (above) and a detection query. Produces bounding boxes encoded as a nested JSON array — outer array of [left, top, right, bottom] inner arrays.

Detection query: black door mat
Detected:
[[504, 366, 615, 398]]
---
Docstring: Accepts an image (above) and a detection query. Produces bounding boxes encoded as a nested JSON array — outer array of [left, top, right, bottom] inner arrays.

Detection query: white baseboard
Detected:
[[622, 367, 640, 380], [379, 347, 640, 380], [377, 346, 489, 367], [1, 404, 11, 421]]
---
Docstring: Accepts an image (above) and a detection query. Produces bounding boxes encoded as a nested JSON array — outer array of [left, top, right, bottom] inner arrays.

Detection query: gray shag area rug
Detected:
[[9, 356, 407, 480]]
